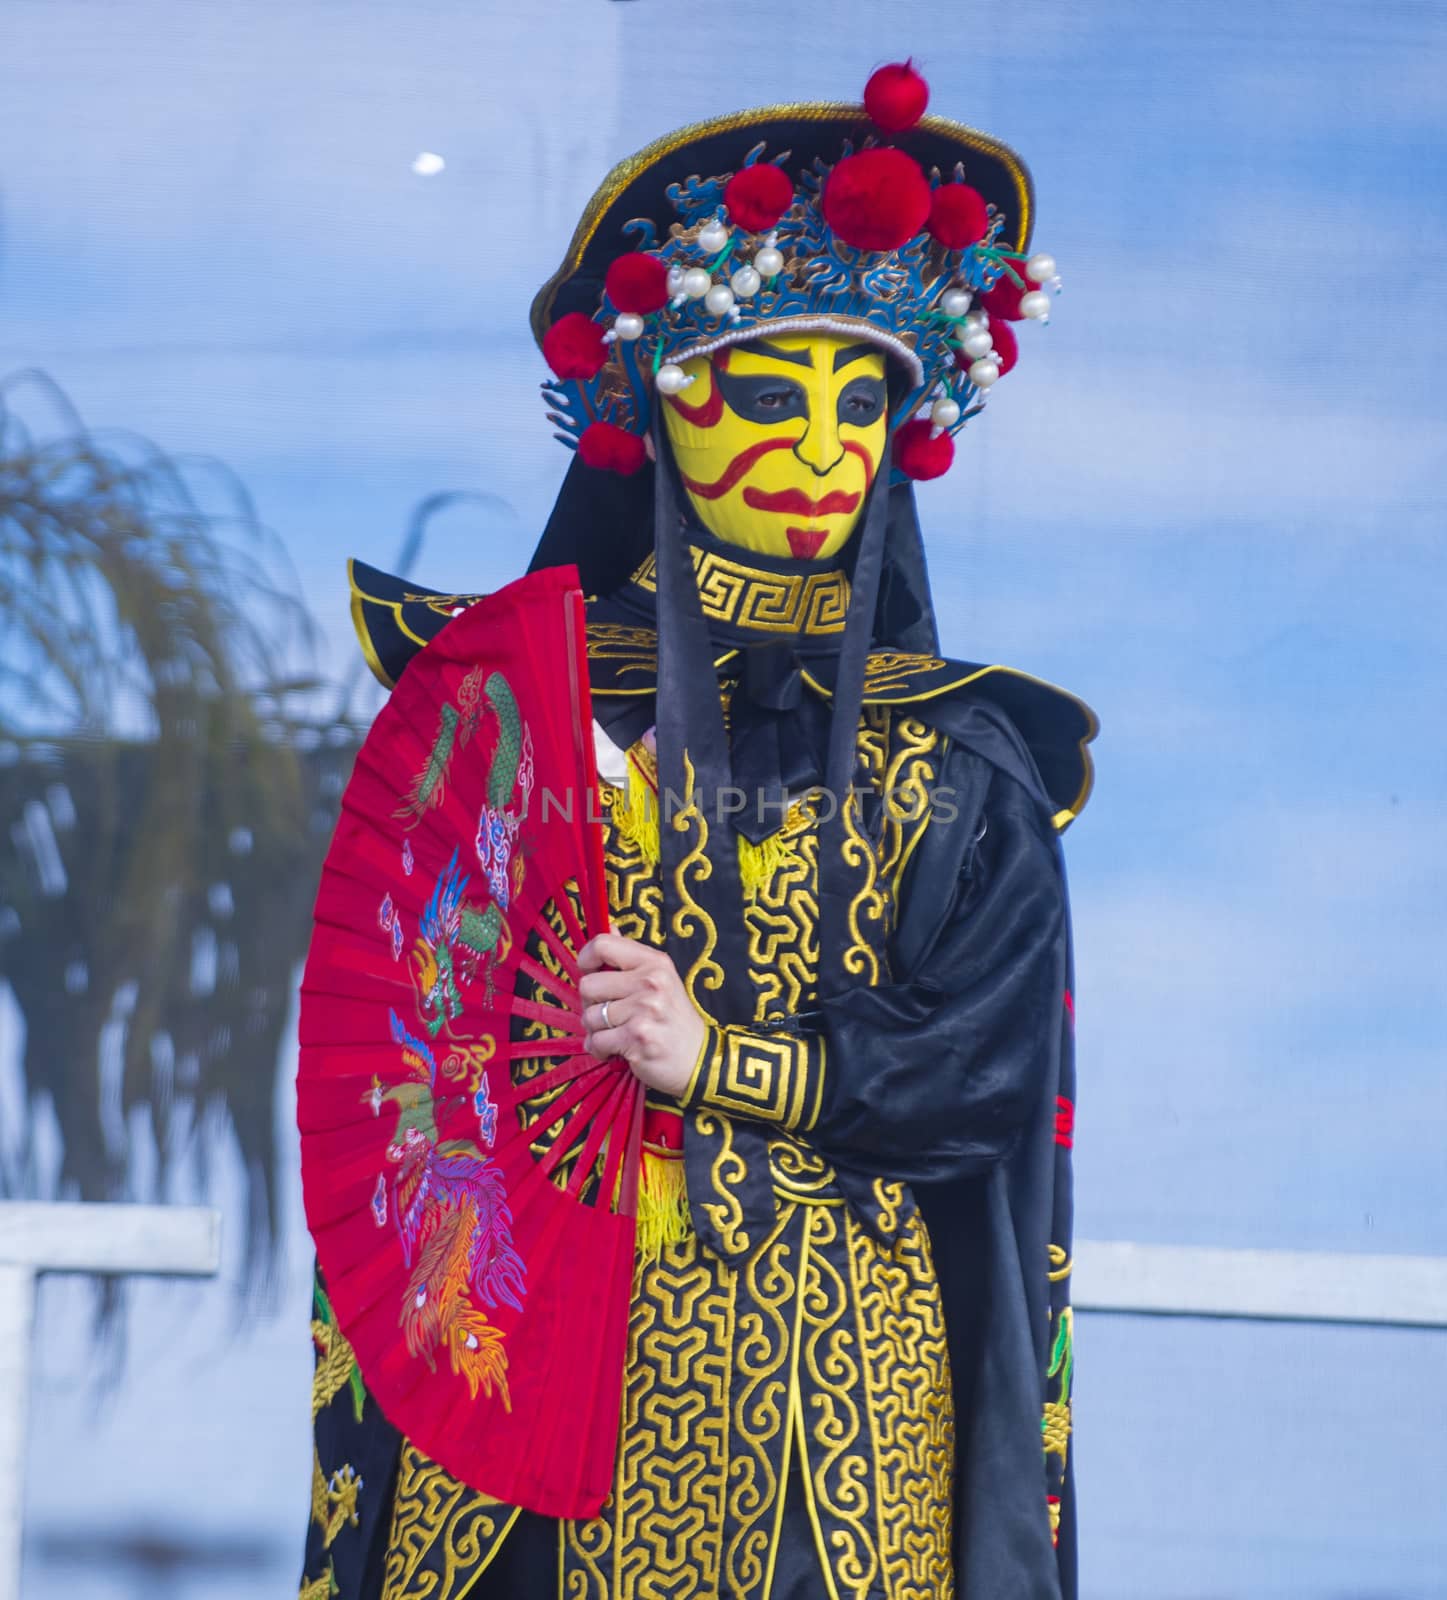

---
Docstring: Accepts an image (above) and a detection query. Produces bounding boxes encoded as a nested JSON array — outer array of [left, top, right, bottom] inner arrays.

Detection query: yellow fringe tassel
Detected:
[[634, 1147, 691, 1261], [737, 830, 797, 900], [608, 761, 806, 903], [609, 764, 660, 861]]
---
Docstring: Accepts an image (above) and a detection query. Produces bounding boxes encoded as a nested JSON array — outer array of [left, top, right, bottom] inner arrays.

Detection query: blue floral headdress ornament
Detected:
[[530, 63, 1062, 483]]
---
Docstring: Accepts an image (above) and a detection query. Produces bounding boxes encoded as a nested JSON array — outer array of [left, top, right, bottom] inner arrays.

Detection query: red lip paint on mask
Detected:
[[744, 487, 860, 516]]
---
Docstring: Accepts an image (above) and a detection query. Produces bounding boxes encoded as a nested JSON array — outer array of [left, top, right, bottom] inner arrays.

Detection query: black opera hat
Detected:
[[530, 101, 1035, 346]]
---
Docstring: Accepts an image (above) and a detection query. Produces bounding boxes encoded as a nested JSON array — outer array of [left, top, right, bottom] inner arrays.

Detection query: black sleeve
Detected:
[[680, 758, 1067, 1187]]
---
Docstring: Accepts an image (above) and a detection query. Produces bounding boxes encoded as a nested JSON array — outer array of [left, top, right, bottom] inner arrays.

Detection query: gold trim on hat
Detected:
[[529, 103, 1034, 343]]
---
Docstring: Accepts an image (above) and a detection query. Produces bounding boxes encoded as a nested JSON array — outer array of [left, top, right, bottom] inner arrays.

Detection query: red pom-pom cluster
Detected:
[[955, 317, 1019, 383], [822, 148, 931, 252], [543, 312, 608, 380], [605, 252, 669, 315], [864, 61, 929, 133], [578, 421, 647, 476], [986, 318, 1019, 376], [725, 164, 795, 233], [980, 269, 1031, 321], [893, 417, 955, 481], [928, 184, 990, 249]]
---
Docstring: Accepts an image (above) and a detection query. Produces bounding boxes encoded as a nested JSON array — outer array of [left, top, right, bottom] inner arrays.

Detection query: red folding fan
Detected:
[[298, 564, 641, 1519]]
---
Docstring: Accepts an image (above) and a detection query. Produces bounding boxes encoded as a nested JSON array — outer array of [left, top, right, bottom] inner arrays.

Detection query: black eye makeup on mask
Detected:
[[836, 375, 886, 427], [715, 368, 810, 424]]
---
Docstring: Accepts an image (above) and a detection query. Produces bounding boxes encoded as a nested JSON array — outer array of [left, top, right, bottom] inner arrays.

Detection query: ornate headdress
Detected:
[[519, 68, 1089, 1090], [531, 63, 1061, 484]]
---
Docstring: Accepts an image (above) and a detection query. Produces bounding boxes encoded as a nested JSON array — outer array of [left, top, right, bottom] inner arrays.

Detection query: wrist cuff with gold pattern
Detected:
[[681, 1023, 825, 1133]]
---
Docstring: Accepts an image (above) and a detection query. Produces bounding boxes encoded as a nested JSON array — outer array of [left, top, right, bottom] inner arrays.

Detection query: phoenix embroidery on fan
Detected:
[[474, 1072, 499, 1148], [370, 673, 537, 1405], [365, 1008, 527, 1408]]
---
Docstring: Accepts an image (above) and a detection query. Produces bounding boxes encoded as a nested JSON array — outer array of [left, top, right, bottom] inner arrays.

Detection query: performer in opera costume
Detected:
[[300, 61, 1095, 1600]]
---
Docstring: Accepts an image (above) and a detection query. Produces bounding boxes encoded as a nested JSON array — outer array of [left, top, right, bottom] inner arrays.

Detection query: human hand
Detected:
[[577, 932, 707, 1098]]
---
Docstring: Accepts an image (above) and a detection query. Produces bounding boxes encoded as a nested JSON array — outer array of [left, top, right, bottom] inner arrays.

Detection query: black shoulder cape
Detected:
[[348, 555, 1097, 830], [331, 557, 1092, 1597]]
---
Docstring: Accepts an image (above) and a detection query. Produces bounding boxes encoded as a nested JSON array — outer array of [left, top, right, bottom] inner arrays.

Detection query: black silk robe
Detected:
[[302, 563, 1085, 1600]]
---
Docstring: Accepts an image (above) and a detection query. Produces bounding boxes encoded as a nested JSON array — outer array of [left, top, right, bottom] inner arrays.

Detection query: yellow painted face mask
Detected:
[[661, 332, 889, 561]]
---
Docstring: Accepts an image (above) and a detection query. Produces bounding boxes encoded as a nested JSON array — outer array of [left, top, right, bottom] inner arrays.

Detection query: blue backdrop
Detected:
[[3, 1, 1445, 1595]]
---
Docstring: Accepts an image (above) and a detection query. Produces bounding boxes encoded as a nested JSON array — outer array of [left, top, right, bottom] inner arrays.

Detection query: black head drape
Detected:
[[529, 430, 947, 1014]]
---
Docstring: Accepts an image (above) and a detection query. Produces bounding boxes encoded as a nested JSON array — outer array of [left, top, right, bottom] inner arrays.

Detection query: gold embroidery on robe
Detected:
[[382, 707, 955, 1599], [310, 1283, 366, 1552], [298, 1565, 336, 1600], [381, 1444, 519, 1600]]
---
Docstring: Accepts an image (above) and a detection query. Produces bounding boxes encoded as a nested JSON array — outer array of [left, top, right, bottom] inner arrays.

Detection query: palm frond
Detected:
[[0, 371, 365, 1308]]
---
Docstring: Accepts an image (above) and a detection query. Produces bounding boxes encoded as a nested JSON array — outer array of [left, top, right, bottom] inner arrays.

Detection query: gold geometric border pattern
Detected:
[[683, 1024, 825, 1133], [631, 549, 850, 636]]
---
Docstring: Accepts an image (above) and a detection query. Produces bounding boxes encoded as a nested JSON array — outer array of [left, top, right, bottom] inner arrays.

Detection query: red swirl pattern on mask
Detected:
[[842, 438, 878, 490], [679, 437, 798, 500], [663, 348, 730, 428]]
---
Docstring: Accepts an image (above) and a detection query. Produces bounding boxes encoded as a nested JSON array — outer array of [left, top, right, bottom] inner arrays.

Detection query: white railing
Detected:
[[0, 1202, 222, 1600], [1074, 1240, 1447, 1330], [1, 1215, 1443, 1600]]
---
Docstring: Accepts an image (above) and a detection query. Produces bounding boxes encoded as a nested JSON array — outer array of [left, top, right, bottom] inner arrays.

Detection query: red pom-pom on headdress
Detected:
[[864, 61, 929, 133], [822, 148, 931, 252], [577, 421, 647, 476], [724, 164, 795, 233], [986, 318, 1019, 376], [605, 253, 669, 315], [928, 184, 990, 249], [980, 268, 1030, 321], [543, 312, 609, 380], [893, 417, 955, 481]]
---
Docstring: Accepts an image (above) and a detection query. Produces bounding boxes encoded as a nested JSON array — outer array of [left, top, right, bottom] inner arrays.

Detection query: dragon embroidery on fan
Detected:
[[476, 720, 534, 914], [396, 665, 526, 829], [409, 847, 506, 1037], [364, 1009, 527, 1408], [396, 667, 534, 1003]]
